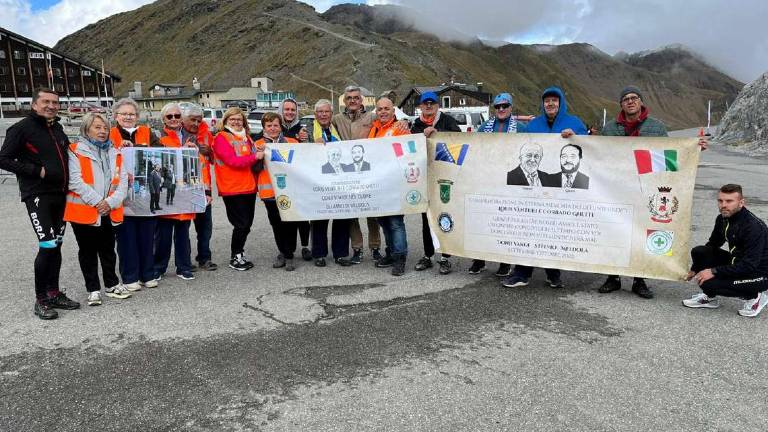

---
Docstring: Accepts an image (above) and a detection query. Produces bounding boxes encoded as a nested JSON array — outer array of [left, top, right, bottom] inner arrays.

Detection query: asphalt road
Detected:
[[1, 139, 767, 431]]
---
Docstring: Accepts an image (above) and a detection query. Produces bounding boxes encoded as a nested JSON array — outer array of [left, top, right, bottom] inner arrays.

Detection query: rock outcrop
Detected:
[[717, 72, 768, 151]]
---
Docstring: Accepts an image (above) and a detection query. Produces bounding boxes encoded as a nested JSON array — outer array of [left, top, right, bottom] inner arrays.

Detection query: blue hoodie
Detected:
[[525, 86, 587, 135]]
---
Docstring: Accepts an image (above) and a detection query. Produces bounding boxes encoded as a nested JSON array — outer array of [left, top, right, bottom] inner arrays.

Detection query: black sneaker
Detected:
[[438, 258, 452, 275], [45, 292, 81, 310], [391, 257, 406, 276], [198, 261, 218, 271], [34, 302, 59, 320], [301, 247, 312, 261], [546, 277, 564, 289], [285, 258, 295, 272], [314, 258, 327, 267], [350, 248, 363, 264], [468, 260, 486, 275], [495, 263, 511, 277], [229, 254, 251, 271], [273, 254, 286, 268], [372, 248, 383, 263], [375, 255, 394, 268], [632, 278, 654, 299], [414, 256, 433, 271], [598, 276, 621, 293], [335, 257, 353, 267]]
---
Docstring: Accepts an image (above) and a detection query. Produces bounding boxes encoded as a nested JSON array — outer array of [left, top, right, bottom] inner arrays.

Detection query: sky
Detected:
[[1, 0, 766, 83]]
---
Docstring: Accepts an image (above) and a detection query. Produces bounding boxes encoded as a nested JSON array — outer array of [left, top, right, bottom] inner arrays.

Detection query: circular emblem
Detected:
[[406, 190, 422, 205], [646, 230, 674, 255], [277, 195, 291, 210], [438, 212, 454, 233]]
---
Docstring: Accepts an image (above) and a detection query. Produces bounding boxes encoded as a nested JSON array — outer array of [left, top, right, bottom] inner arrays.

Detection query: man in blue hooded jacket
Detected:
[[502, 86, 587, 290]]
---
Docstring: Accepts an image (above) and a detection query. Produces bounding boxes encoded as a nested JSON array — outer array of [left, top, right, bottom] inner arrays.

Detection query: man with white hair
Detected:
[[181, 104, 218, 271]]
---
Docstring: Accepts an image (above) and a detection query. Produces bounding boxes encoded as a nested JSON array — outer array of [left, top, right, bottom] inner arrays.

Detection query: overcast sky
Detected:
[[2, 0, 765, 83]]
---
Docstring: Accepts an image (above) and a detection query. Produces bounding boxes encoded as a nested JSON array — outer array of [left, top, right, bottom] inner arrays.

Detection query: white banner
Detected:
[[264, 134, 428, 221]]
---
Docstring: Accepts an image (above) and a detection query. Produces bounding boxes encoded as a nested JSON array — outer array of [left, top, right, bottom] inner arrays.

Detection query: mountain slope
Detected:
[[54, 0, 742, 129]]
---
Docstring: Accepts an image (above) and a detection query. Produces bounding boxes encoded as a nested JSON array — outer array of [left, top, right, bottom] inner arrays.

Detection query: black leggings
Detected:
[[71, 218, 120, 292], [24, 193, 66, 300], [222, 193, 256, 258], [421, 212, 450, 259], [691, 245, 768, 299]]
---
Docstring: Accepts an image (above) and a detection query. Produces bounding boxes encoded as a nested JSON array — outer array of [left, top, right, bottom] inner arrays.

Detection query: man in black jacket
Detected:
[[411, 92, 462, 275], [683, 184, 768, 317], [0, 88, 81, 320]]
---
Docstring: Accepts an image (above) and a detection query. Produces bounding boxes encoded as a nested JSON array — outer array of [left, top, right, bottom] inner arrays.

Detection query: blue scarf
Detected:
[[87, 137, 113, 150], [480, 117, 517, 133]]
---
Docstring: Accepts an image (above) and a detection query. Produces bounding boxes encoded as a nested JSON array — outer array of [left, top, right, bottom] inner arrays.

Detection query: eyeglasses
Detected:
[[117, 112, 136, 117], [494, 103, 511, 110], [165, 114, 182, 120], [621, 96, 640, 104], [227, 118, 244, 123]]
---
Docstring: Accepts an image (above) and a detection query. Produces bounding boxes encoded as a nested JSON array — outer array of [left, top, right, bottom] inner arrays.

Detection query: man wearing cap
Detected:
[[503, 86, 587, 290], [597, 85, 668, 298], [468, 92, 522, 277], [411, 91, 462, 275]]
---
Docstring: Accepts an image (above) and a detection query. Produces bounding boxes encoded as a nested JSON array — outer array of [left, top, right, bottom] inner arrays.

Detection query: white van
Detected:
[[203, 108, 225, 130], [443, 109, 488, 132]]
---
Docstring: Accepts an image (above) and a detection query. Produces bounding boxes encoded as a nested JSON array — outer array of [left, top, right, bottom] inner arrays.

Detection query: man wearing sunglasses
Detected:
[[468, 93, 521, 278]]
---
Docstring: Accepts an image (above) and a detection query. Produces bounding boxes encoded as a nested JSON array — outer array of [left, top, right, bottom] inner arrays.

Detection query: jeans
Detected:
[[378, 215, 407, 257], [153, 218, 192, 275], [193, 204, 213, 263], [117, 216, 157, 284]]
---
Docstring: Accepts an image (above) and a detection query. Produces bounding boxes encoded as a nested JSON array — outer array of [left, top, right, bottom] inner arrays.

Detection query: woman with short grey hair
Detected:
[[64, 112, 130, 306]]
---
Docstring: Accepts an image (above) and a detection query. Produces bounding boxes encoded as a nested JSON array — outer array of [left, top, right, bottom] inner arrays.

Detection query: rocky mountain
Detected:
[[717, 71, 768, 152], [54, 0, 743, 129]]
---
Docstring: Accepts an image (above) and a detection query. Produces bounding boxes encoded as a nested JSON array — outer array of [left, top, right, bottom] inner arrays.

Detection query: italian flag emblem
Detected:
[[634, 149, 678, 174]]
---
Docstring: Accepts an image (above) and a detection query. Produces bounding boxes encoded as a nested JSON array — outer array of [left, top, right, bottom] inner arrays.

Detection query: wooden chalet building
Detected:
[[398, 84, 492, 115]]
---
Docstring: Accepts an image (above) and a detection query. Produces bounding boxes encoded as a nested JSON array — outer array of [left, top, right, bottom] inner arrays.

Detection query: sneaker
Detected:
[[438, 258, 452, 275], [45, 292, 81, 310], [301, 247, 312, 261], [176, 272, 195, 281], [414, 256, 433, 271], [372, 248, 383, 263], [241, 253, 255, 270], [682, 293, 720, 309], [229, 254, 251, 271], [334, 257, 353, 267], [738, 292, 768, 317], [198, 261, 218, 271], [142, 279, 159, 288], [391, 257, 406, 276], [285, 258, 295, 272], [502, 275, 529, 288], [124, 282, 142, 292], [598, 276, 621, 293], [105, 284, 132, 299], [495, 263, 512, 277], [189, 264, 198, 273], [273, 254, 286, 268], [546, 277, 564, 289], [314, 258, 327, 267], [375, 255, 394, 268], [468, 260, 486, 275], [87, 291, 102, 306], [350, 248, 363, 264], [34, 302, 58, 320], [631, 278, 654, 299]]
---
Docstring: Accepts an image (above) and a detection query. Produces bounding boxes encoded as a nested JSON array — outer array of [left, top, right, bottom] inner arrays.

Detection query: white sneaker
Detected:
[[105, 284, 132, 299], [738, 292, 768, 317], [87, 291, 102, 306], [141, 279, 159, 288], [682, 293, 720, 309], [124, 282, 142, 292]]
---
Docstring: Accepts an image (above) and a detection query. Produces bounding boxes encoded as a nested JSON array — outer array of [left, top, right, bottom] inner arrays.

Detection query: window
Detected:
[[0, 66, 7, 75], [33, 67, 44, 76], [0, 83, 9, 92], [13, 50, 24, 60], [68, 68, 77, 77], [82, 70, 91, 76], [54, 83, 64, 92], [18, 82, 30, 92], [16, 66, 26, 75], [70, 83, 80, 92], [54, 68, 62, 78], [442, 96, 451, 108], [0, 50, 6, 59], [459, 97, 467, 106]]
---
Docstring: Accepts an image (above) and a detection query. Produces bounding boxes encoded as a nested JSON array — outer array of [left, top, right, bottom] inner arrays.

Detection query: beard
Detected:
[[561, 161, 580, 174]]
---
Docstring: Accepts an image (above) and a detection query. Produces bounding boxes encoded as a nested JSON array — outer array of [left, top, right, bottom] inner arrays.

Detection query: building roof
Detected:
[[218, 87, 263, 101], [399, 85, 492, 108], [0, 26, 122, 81], [150, 83, 186, 89]]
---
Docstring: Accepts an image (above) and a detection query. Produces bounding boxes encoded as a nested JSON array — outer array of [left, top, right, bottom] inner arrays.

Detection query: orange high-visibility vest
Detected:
[[64, 143, 124, 225], [213, 131, 257, 196], [255, 136, 298, 200], [368, 118, 408, 138], [110, 126, 151, 148]]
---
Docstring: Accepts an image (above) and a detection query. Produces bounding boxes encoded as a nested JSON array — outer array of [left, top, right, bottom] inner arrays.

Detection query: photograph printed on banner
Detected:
[[121, 147, 207, 217]]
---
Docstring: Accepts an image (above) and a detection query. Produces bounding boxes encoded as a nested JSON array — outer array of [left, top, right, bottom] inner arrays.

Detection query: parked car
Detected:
[[203, 108, 225, 130], [445, 111, 487, 132], [66, 101, 106, 115], [299, 115, 314, 130], [247, 110, 270, 135]]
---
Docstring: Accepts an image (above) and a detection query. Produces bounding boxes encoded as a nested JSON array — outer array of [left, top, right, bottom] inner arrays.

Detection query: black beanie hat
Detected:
[[619, 86, 642, 102]]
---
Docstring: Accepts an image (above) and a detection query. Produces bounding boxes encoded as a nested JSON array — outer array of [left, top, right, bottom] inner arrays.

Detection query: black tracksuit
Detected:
[[0, 113, 70, 301], [411, 113, 461, 259], [691, 207, 768, 299]]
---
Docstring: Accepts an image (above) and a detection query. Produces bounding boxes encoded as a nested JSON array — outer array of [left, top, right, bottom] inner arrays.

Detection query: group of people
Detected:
[[1, 84, 766, 321]]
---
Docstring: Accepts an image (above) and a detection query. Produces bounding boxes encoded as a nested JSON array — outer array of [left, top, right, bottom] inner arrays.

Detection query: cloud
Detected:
[[0, 0, 153, 47]]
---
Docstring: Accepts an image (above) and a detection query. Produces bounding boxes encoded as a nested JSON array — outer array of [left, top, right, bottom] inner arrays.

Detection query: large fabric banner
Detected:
[[122, 147, 207, 217], [264, 134, 428, 221], [427, 132, 701, 281]]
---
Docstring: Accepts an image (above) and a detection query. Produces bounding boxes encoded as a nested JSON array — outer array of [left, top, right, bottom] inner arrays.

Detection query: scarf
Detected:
[[228, 127, 247, 139], [481, 116, 517, 133], [419, 111, 441, 127], [312, 120, 340, 143], [617, 106, 649, 137], [86, 136, 112, 150]]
